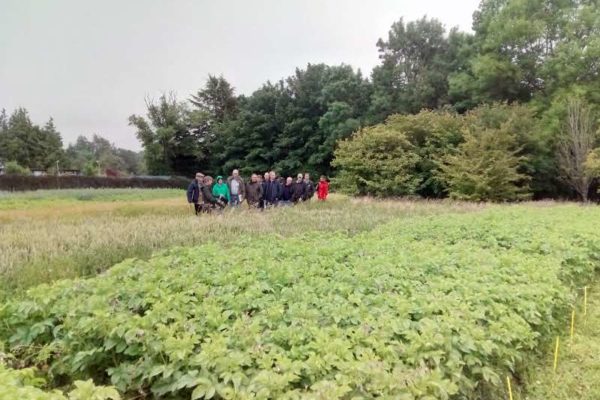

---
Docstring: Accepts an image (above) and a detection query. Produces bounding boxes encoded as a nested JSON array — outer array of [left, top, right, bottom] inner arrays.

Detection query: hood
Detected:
[[216, 175, 223, 181]]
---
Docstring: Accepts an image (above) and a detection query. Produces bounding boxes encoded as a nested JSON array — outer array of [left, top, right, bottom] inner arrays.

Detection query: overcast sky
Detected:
[[0, 0, 480, 150]]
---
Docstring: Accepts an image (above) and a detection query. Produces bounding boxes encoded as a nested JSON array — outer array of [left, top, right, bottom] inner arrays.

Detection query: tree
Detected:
[[557, 98, 597, 201], [129, 94, 202, 176], [190, 75, 237, 123], [65, 134, 143, 175], [332, 123, 421, 197], [0, 108, 64, 170], [369, 17, 454, 121], [383, 110, 464, 197]]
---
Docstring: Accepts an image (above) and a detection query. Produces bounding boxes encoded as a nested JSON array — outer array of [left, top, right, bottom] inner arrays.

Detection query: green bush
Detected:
[[332, 124, 420, 196], [3, 161, 30, 176], [438, 127, 531, 201], [0, 207, 598, 399]]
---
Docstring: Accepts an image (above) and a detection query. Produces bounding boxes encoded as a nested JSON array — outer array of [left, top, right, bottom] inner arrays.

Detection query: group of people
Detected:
[[186, 169, 330, 214]]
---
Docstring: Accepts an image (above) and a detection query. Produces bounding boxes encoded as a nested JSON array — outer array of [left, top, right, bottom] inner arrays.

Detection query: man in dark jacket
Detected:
[[245, 173, 263, 209], [303, 173, 315, 201], [186, 172, 204, 215], [280, 177, 294, 206], [262, 170, 282, 207], [291, 173, 306, 203]]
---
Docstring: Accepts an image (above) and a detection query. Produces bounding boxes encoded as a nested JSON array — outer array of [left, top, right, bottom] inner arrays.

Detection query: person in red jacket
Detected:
[[316, 175, 329, 201]]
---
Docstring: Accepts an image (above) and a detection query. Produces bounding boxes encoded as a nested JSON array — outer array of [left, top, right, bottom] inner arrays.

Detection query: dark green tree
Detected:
[[190, 75, 237, 123], [0, 108, 64, 170], [369, 17, 454, 121]]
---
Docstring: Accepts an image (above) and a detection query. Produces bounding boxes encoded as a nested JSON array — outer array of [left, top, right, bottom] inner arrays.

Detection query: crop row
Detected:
[[0, 206, 598, 399]]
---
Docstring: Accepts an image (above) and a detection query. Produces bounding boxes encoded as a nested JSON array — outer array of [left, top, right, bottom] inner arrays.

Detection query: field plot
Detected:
[[0, 195, 598, 399], [0, 189, 478, 293]]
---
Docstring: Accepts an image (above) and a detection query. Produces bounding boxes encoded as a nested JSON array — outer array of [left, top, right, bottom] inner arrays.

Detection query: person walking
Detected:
[[212, 176, 230, 205], [186, 172, 204, 215], [291, 173, 306, 203], [227, 169, 245, 207], [303, 173, 315, 201], [245, 173, 263, 209], [263, 170, 282, 208], [316, 175, 330, 201]]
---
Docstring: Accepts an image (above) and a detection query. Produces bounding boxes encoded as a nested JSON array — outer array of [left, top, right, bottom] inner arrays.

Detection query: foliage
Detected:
[[65, 135, 144, 176], [3, 161, 31, 176], [369, 17, 459, 120], [584, 147, 600, 178], [383, 110, 464, 196], [0, 207, 598, 399], [190, 75, 238, 123], [333, 104, 538, 200], [0, 175, 187, 192], [0, 109, 63, 170], [332, 123, 421, 196], [0, 362, 120, 400], [439, 126, 530, 201], [129, 93, 209, 176], [214, 64, 371, 177]]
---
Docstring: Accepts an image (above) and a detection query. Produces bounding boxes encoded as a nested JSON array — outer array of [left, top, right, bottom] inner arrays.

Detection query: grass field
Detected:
[[0, 189, 598, 399]]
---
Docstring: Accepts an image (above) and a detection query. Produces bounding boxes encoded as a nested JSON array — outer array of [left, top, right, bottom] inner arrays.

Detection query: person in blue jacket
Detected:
[[262, 170, 282, 208]]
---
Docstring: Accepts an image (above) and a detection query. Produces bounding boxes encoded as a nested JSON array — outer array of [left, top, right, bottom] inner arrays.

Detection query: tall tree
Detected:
[[557, 98, 597, 201], [369, 17, 454, 121], [190, 75, 237, 123], [129, 94, 193, 175], [0, 108, 64, 169]]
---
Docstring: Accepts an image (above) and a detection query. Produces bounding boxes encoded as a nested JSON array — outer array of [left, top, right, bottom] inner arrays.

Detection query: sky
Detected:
[[0, 0, 481, 151]]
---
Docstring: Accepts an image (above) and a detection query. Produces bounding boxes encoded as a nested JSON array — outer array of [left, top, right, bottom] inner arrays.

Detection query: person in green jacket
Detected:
[[212, 176, 230, 204]]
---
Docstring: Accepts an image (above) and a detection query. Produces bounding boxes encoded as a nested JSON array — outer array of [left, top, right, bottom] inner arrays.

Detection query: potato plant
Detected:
[[0, 206, 598, 399]]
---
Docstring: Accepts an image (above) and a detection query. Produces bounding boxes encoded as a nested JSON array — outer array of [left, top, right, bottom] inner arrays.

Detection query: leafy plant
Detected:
[[0, 206, 598, 399]]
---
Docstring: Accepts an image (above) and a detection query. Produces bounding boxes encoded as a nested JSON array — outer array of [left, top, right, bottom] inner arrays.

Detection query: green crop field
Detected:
[[0, 189, 598, 399]]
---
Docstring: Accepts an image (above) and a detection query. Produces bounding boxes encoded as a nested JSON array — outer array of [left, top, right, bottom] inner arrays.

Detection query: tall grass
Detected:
[[0, 190, 484, 294]]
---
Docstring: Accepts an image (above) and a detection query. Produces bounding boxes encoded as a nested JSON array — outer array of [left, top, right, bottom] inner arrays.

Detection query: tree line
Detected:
[[0, 108, 144, 176], [130, 0, 600, 200]]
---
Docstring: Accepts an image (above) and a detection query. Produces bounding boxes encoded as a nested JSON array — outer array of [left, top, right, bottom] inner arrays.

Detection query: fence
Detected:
[[0, 175, 189, 191]]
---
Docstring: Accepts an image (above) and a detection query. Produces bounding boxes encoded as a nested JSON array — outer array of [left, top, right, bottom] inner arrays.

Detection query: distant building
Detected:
[[32, 169, 47, 177], [60, 169, 81, 176]]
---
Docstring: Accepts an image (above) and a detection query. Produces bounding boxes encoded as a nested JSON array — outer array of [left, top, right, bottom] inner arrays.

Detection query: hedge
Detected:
[[0, 175, 189, 191]]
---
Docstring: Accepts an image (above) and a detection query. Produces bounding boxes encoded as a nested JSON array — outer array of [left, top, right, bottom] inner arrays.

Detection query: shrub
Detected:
[[438, 126, 531, 201], [332, 124, 420, 196], [3, 161, 30, 176], [0, 175, 189, 191]]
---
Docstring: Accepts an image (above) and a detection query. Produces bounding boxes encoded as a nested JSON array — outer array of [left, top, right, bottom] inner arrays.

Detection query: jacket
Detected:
[[186, 180, 202, 203], [227, 176, 246, 196], [262, 180, 282, 203], [281, 184, 293, 202], [201, 184, 219, 204], [317, 180, 329, 199], [303, 180, 315, 200], [212, 177, 231, 202], [245, 181, 263, 206], [291, 181, 306, 202]]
